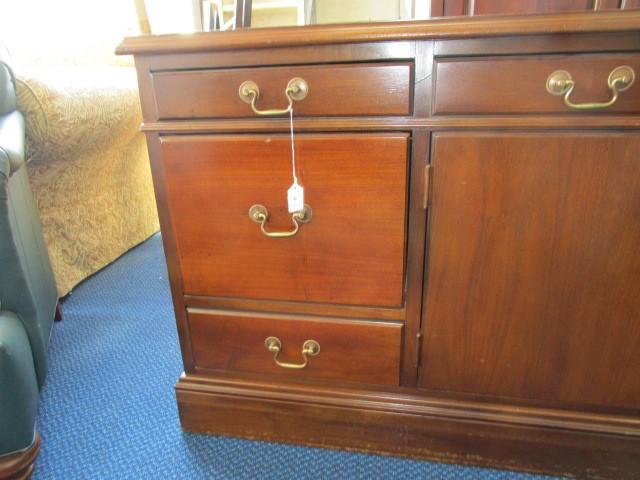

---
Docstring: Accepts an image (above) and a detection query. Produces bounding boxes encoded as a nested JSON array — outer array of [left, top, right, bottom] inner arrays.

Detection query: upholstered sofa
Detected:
[[15, 65, 159, 296]]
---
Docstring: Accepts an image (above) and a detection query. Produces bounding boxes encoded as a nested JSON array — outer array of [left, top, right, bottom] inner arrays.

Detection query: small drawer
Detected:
[[160, 133, 408, 308], [433, 54, 640, 115], [188, 309, 403, 386], [151, 62, 412, 120]]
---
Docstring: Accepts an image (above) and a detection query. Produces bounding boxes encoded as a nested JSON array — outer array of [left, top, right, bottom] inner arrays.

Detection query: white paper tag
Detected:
[[287, 182, 304, 213]]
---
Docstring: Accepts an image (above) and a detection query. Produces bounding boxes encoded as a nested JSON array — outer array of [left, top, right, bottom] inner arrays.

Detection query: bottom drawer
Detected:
[[188, 309, 402, 387]]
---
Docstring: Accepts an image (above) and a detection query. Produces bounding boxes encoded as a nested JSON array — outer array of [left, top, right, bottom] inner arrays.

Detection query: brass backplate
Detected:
[[287, 77, 309, 101], [249, 204, 269, 223], [295, 204, 313, 223], [608, 65, 635, 91], [546, 70, 572, 96], [239, 80, 259, 103]]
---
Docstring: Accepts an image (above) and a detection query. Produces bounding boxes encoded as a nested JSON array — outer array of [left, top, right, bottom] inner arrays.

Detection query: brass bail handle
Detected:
[[248, 204, 312, 238], [264, 336, 320, 369], [546, 65, 635, 110], [239, 77, 309, 116]]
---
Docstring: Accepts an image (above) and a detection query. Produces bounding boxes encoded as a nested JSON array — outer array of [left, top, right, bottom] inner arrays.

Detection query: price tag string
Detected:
[[286, 106, 304, 213], [289, 106, 298, 185]]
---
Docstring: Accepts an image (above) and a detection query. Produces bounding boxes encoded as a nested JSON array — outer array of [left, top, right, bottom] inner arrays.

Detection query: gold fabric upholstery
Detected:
[[16, 66, 159, 296]]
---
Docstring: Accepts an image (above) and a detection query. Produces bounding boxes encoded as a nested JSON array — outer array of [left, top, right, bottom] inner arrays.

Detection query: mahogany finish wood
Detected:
[[116, 11, 640, 55], [159, 133, 408, 308], [434, 0, 598, 17], [183, 295, 406, 321], [433, 31, 640, 56], [121, 11, 640, 478], [434, 54, 640, 115], [179, 376, 640, 435], [473, 0, 596, 15], [431, 0, 640, 16], [430, 0, 466, 17], [134, 42, 414, 79], [144, 131, 196, 371], [188, 309, 403, 386], [54, 301, 62, 322], [420, 132, 640, 411], [141, 114, 640, 133], [151, 63, 412, 120], [400, 42, 433, 386], [176, 377, 640, 479], [0, 435, 40, 480]]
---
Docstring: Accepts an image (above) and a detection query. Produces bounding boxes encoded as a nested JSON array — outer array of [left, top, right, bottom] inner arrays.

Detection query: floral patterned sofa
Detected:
[[15, 66, 159, 296]]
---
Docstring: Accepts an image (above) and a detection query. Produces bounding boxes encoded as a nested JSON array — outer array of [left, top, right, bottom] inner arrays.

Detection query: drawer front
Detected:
[[160, 133, 408, 308], [151, 62, 412, 119], [434, 54, 640, 115], [188, 309, 403, 386]]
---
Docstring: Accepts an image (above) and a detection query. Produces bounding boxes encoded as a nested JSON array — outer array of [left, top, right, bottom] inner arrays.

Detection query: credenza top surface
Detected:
[[116, 10, 640, 55]]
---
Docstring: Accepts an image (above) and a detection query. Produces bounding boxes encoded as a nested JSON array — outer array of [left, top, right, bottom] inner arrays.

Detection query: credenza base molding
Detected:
[[176, 376, 640, 479]]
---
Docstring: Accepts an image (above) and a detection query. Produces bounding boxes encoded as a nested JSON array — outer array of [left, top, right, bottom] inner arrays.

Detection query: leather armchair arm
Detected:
[[0, 147, 9, 180], [0, 61, 17, 117], [0, 310, 39, 456], [0, 110, 25, 177]]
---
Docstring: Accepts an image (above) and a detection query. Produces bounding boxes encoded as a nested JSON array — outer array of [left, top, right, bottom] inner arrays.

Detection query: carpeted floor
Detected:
[[33, 233, 561, 479]]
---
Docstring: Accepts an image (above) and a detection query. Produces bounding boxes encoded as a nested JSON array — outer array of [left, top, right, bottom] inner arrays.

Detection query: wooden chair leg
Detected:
[[54, 302, 63, 322], [0, 434, 41, 480]]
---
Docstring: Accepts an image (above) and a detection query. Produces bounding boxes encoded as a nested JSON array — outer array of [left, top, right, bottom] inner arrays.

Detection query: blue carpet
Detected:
[[33, 233, 561, 479]]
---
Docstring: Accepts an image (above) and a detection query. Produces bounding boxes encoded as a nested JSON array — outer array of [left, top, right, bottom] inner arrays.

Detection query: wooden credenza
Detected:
[[118, 11, 640, 478]]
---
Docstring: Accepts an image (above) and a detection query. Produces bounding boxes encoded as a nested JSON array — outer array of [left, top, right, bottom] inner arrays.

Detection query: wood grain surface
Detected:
[[420, 132, 640, 411], [160, 133, 409, 307], [188, 309, 403, 386], [124, 13, 640, 478], [151, 62, 412, 120], [0, 434, 40, 480], [116, 11, 640, 55], [432, 0, 640, 17], [434, 54, 640, 115], [176, 376, 640, 479]]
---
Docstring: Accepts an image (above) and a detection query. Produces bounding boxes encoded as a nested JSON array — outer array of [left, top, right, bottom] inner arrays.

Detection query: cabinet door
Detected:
[[419, 132, 640, 411]]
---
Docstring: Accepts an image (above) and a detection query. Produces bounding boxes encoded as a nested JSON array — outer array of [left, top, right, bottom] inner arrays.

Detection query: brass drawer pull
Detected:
[[546, 65, 635, 110], [264, 336, 320, 369], [239, 77, 309, 116], [249, 204, 312, 238]]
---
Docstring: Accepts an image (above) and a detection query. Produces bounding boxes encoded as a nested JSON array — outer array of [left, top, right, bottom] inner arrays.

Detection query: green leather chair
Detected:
[[0, 61, 58, 479]]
